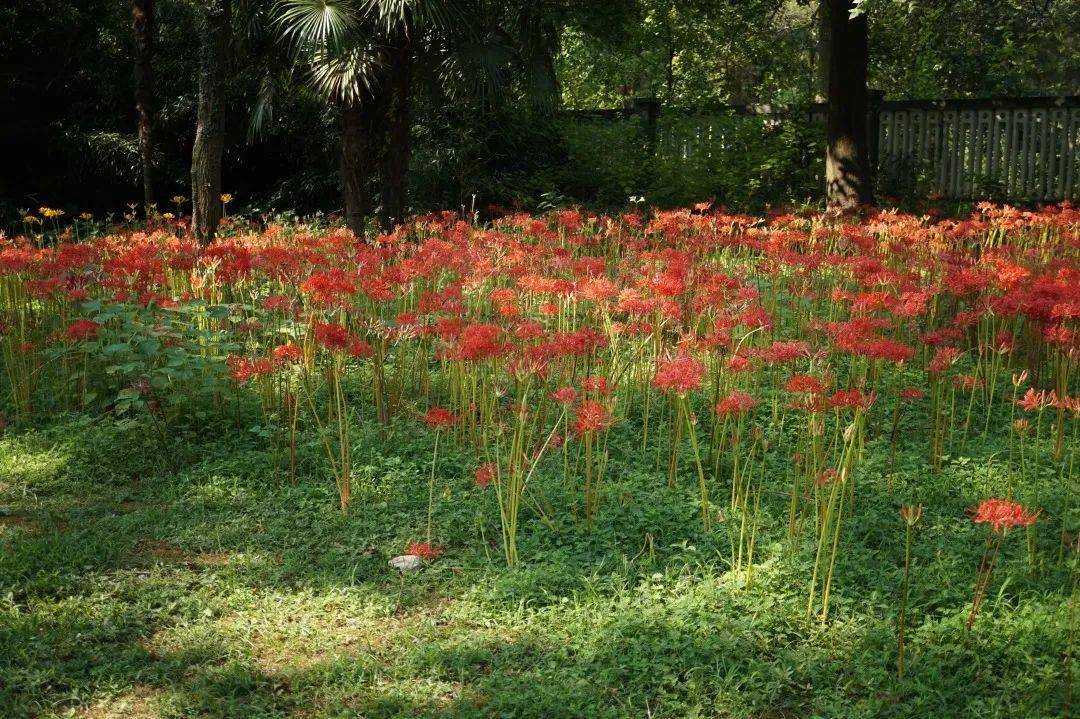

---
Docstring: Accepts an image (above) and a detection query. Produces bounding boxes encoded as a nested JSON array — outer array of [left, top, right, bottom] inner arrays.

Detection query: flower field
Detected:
[[1, 203, 1078, 717]]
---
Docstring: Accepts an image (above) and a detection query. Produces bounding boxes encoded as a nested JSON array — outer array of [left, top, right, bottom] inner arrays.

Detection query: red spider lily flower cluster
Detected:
[[1015, 387, 1056, 412], [1, 200, 1078, 577], [653, 355, 705, 395], [573, 400, 613, 436], [715, 390, 759, 417], [970, 498, 1039, 533], [474, 463, 496, 489], [63, 319, 100, 342], [422, 407, 460, 430], [406, 542, 444, 560]]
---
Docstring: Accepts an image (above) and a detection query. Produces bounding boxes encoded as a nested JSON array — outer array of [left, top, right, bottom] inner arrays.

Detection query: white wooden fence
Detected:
[[874, 99, 1079, 201]]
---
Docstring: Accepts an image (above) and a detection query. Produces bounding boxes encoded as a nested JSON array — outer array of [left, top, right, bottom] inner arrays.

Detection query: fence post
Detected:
[[868, 89, 884, 194]]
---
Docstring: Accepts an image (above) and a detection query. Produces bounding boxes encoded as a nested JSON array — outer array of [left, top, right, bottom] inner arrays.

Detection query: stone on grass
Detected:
[[389, 554, 422, 572]]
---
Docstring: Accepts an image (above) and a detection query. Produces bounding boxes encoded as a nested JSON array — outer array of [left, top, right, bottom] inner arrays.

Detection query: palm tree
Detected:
[[258, 0, 575, 234], [257, 0, 437, 234]]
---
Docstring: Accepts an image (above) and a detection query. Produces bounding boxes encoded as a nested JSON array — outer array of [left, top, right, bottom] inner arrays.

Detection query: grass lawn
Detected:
[[0, 412, 1072, 719]]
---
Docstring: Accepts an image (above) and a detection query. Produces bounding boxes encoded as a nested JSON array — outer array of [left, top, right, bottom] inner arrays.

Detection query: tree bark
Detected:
[[340, 99, 386, 238], [378, 28, 413, 231], [191, 0, 230, 244], [131, 0, 155, 209], [824, 0, 873, 210]]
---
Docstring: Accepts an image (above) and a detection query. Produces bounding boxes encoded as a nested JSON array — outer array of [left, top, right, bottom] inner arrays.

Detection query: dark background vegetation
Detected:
[[1, 0, 1077, 222]]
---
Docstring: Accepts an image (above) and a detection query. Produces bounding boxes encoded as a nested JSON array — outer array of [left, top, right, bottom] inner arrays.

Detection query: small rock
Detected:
[[389, 554, 422, 572]]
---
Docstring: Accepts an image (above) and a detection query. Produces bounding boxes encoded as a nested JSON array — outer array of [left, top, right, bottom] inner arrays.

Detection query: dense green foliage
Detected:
[[2, 0, 1076, 223]]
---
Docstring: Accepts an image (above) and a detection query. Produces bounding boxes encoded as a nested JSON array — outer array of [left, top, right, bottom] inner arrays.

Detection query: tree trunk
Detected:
[[131, 0, 155, 209], [191, 0, 230, 244], [824, 0, 872, 210], [815, 0, 830, 102], [378, 28, 413, 231], [340, 99, 386, 238]]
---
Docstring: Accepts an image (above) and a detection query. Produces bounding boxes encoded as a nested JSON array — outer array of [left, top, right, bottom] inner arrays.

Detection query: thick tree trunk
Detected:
[[131, 0, 155, 208], [378, 29, 413, 231], [340, 100, 386, 238], [191, 0, 230, 244], [824, 0, 873, 210]]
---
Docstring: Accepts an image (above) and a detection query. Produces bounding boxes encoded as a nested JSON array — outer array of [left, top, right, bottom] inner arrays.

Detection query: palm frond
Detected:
[[248, 71, 279, 142], [357, 0, 451, 34], [272, 0, 359, 50], [308, 44, 383, 104]]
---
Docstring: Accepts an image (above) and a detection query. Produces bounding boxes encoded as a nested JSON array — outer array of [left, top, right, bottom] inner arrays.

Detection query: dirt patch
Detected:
[[135, 540, 231, 568], [76, 686, 161, 718]]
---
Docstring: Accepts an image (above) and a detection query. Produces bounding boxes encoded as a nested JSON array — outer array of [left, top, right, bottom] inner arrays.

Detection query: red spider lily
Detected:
[[262, 294, 294, 312], [922, 328, 963, 347], [737, 305, 772, 330], [489, 288, 516, 304], [63, 319, 100, 342], [554, 328, 608, 357], [273, 343, 304, 363], [715, 390, 759, 417], [474, 463, 496, 489], [573, 400, 613, 436], [928, 346, 962, 376], [300, 270, 356, 306], [1015, 387, 1056, 412], [727, 354, 753, 373], [953, 374, 983, 391], [1044, 324, 1077, 351], [970, 498, 1039, 533], [990, 331, 1015, 354], [900, 387, 925, 401], [312, 322, 351, 352], [758, 340, 810, 365], [829, 389, 877, 410], [860, 338, 915, 364], [226, 355, 274, 383], [347, 337, 373, 359], [422, 407, 460, 430], [1056, 394, 1080, 416], [576, 276, 618, 302], [652, 355, 705, 395], [786, 374, 826, 395], [581, 376, 610, 396], [550, 386, 578, 405], [452, 323, 508, 362], [406, 542, 443, 560]]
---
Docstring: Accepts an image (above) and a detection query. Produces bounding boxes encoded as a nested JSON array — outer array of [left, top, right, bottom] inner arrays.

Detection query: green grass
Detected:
[[0, 413, 1073, 718]]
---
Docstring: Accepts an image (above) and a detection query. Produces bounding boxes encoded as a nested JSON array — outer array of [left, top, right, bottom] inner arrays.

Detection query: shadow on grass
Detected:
[[0, 415, 1072, 717]]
